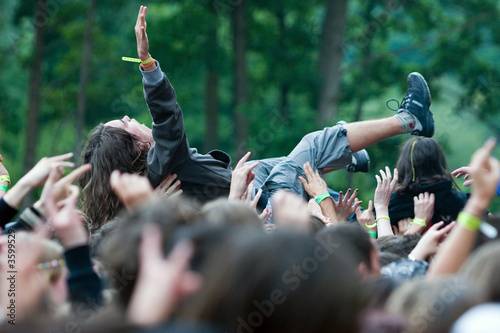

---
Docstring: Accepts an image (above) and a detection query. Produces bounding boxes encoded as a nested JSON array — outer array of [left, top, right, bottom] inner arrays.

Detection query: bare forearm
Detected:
[[320, 198, 338, 223], [3, 179, 33, 209], [375, 207, 393, 237], [427, 199, 484, 277]]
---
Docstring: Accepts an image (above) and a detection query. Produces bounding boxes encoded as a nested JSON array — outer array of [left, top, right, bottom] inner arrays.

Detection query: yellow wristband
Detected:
[[412, 218, 427, 227], [0, 175, 10, 184], [458, 212, 481, 231], [375, 215, 390, 223], [365, 222, 377, 228], [141, 56, 153, 65]]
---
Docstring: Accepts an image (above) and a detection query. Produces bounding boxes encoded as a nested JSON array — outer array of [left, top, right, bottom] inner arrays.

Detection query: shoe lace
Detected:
[[386, 99, 400, 112], [386, 93, 411, 112]]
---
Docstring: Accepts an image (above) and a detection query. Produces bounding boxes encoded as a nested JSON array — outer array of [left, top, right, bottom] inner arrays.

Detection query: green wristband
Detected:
[[0, 184, 7, 192], [458, 212, 481, 231], [315, 193, 331, 204], [412, 218, 427, 227], [367, 231, 377, 239]]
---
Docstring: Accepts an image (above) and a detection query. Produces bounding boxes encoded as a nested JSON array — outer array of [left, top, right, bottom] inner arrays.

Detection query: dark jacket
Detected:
[[389, 180, 468, 226], [143, 63, 232, 203]]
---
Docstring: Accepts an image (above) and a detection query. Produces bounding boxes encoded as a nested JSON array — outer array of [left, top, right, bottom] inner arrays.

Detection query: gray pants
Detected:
[[250, 125, 352, 200]]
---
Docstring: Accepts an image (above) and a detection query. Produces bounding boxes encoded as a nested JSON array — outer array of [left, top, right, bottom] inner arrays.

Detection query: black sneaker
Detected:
[[347, 149, 370, 173], [399, 72, 434, 137]]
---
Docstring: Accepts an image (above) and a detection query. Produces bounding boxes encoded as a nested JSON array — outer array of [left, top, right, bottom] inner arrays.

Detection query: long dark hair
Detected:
[[79, 124, 148, 233], [395, 137, 453, 194]]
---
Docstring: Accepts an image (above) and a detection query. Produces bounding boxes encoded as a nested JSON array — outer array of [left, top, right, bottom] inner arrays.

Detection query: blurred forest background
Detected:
[[1, 0, 500, 209]]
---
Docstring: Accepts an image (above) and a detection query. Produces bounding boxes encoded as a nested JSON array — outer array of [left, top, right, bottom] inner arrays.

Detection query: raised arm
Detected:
[[134, 6, 187, 187], [427, 139, 499, 277], [374, 167, 398, 237], [135, 6, 157, 72]]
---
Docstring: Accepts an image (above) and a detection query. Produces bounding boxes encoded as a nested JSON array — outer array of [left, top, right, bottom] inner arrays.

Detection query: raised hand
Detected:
[[451, 166, 474, 187], [466, 138, 500, 215], [3, 153, 74, 209], [332, 188, 361, 222], [414, 192, 435, 222], [20, 153, 74, 190], [35, 164, 92, 216], [127, 224, 201, 326], [228, 152, 259, 200], [272, 190, 310, 232], [409, 221, 455, 261], [154, 174, 183, 199], [110, 170, 154, 211], [299, 162, 328, 198], [135, 5, 151, 61], [45, 185, 88, 248], [373, 166, 398, 212], [355, 199, 375, 232]]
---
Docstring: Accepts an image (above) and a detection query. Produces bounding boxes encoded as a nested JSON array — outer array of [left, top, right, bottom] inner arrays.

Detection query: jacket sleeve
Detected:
[[64, 245, 103, 307], [141, 62, 187, 188], [0, 198, 18, 228]]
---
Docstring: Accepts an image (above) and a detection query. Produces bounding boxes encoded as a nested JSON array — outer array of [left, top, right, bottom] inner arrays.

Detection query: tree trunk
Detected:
[[75, 0, 96, 161], [317, 0, 349, 126], [204, 4, 219, 152], [347, 0, 374, 190], [277, 8, 289, 119], [23, 0, 47, 207], [232, 0, 249, 158]]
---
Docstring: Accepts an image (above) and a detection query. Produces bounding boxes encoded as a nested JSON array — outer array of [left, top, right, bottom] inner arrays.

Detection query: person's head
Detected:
[[362, 276, 399, 310], [460, 240, 500, 302], [308, 215, 326, 234], [89, 217, 122, 260], [79, 123, 149, 233], [395, 137, 452, 193], [317, 224, 380, 277], [180, 230, 363, 333], [0, 233, 66, 323], [105, 116, 154, 150], [200, 199, 262, 228], [376, 234, 421, 258], [386, 277, 485, 333], [379, 251, 404, 267], [102, 197, 199, 308]]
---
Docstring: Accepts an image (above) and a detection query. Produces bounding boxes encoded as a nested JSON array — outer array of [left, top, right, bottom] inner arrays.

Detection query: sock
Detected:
[[394, 111, 421, 134]]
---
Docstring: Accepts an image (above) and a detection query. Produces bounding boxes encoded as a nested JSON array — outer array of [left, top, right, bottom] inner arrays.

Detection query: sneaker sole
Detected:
[[408, 72, 434, 137]]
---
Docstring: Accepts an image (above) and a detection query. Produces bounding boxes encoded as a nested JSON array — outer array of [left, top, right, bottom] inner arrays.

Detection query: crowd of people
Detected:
[[1, 5, 499, 333]]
